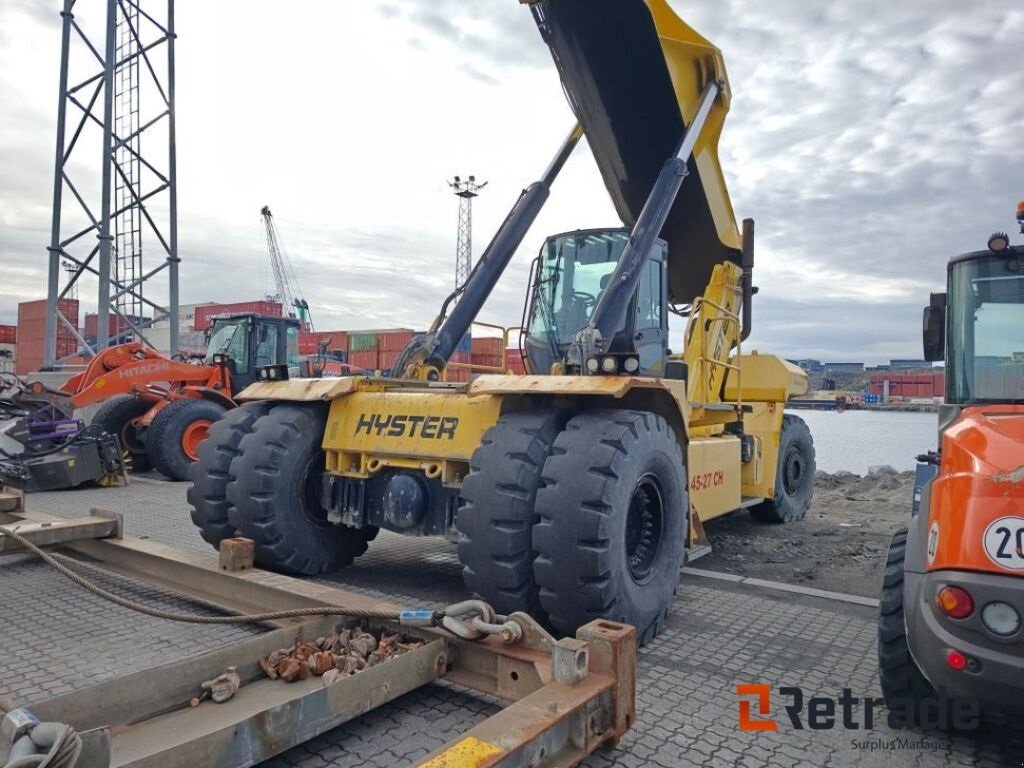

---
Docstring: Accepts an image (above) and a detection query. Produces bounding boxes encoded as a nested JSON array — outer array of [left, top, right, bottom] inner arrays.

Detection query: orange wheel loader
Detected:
[[879, 202, 1024, 723], [52, 313, 300, 480]]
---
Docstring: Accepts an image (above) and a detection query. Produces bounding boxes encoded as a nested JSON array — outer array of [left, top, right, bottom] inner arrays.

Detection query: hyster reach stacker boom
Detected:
[[188, 0, 815, 644]]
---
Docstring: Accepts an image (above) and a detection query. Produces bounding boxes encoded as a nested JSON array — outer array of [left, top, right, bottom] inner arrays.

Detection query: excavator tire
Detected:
[[147, 398, 227, 481], [226, 403, 377, 575], [187, 401, 272, 547], [533, 409, 687, 645], [749, 414, 815, 523], [457, 410, 565, 618], [91, 394, 153, 473], [878, 529, 935, 726]]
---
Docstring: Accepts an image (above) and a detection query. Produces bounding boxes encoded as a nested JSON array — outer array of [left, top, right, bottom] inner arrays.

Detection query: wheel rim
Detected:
[[782, 445, 805, 496], [119, 420, 145, 453], [181, 419, 213, 461], [301, 451, 331, 528], [625, 474, 665, 584]]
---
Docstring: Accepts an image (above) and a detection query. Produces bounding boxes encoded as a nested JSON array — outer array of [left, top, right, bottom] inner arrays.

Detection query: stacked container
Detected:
[[505, 348, 528, 375], [194, 301, 283, 331], [299, 330, 349, 356], [348, 331, 380, 372], [16, 299, 80, 374], [470, 336, 505, 371], [868, 372, 944, 400]]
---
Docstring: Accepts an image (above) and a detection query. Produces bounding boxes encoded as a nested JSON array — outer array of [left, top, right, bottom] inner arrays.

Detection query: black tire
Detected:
[[457, 410, 565, 617], [147, 399, 228, 481], [226, 403, 377, 575], [533, 410, 687, 645], [749, 413, 815, 523], [91, 394, 152, 472], [187, 401, 272, 548], [878, 529, 935, 724]]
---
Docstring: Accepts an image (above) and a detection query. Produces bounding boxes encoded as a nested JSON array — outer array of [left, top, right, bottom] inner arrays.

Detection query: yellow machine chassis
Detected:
[[239, 351, 806, 546]]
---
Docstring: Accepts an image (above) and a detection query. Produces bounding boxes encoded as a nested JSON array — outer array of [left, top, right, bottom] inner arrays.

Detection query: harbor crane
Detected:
[[260, 205, 313, 330]]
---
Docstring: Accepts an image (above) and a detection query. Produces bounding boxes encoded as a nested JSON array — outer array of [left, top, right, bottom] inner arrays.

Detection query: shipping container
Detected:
[[0, 325, 15, 344], [378, 350, 401, 371], [299, 330, 350, 356], [505, 349, 527, 375], [194, 301, 282, 331], [349, 333, 379, 352], [378, 330, 416, 352], [470, 354, 503, 370], [349, 350, 379, 371], [471, 337, 504, 357]]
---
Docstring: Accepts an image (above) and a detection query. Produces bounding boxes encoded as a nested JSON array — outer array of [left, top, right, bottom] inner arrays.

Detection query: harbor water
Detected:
[[792, 409, 937, 475]]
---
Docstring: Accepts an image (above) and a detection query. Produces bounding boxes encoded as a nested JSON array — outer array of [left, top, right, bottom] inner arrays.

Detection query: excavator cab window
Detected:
[[947, 255, 1024, 403], [205, 319, 250, 375], [286, 325, 302, 375]]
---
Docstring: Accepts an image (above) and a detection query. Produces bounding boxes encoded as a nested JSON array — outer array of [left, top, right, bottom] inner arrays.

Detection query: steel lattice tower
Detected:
[[44, 0, 178, 367], [448, 175, 486, 293]]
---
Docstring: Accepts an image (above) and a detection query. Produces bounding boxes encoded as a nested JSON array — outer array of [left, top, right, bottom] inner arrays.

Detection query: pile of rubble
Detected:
[[258, 626, 425, 687]]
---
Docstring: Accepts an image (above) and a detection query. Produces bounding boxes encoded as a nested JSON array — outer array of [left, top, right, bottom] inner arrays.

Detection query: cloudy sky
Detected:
[[0, 0, 1021, 363]]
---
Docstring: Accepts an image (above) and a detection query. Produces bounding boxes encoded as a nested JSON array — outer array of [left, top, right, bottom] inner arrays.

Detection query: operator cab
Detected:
[[523, 228, 668, 377], [925, 208, 1024, 404], [204, 313, 303, 394]]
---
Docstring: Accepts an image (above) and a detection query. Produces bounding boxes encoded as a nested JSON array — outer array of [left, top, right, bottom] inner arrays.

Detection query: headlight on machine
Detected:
[[981, 601, 1021, 636], [586, 358, 600, 374], [623, 357, 640, 373], [601, 356, 617, 373]]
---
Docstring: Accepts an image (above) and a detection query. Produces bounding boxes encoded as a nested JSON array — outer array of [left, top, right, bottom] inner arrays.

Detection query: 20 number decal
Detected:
[[983, 517, 1024, 571]]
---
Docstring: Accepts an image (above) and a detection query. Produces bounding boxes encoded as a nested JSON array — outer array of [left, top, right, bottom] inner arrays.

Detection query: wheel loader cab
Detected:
[[524, 229, 668, 377], [879, 222, 1024, 718], [204, 314, 302, 395]]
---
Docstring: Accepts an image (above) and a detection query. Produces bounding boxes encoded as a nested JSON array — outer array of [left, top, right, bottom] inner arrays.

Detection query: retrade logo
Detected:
[[736, 684, 979, 731]]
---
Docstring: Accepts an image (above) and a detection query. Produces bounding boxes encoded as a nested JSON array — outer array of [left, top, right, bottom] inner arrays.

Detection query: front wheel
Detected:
[[749, 413, 815, 523], [90, 394, 152, 472], [533, 410, 687, 645], [878, 529, 935, 723], [147, 398, 227, 481], [226, 403, 377, 575]]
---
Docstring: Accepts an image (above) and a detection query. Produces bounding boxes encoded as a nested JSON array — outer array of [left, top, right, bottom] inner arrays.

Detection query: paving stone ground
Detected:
[[2, 477, 1022, 767]]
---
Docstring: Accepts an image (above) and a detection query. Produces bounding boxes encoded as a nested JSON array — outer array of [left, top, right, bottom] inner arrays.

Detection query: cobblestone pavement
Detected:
[[1, 477, 1021, 768]]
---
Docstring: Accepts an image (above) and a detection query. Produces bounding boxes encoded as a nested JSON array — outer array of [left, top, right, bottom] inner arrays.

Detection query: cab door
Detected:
[[633, 253, 668, 376]]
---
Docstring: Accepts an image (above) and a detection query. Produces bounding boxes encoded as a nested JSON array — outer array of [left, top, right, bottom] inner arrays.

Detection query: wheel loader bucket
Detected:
[[529, 0, 742, 304]]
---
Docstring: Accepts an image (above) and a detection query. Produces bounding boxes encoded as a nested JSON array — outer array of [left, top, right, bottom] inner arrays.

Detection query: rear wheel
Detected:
[[187, 402, 272, 547], [457, 410, 565, 617], [533, 410, 687, 645], [226, 403, 377, 575], [147, 399, 227, 481], [878, 529, 935, 725], [749, 413, 815, 523], [91, 394, 152, 473]]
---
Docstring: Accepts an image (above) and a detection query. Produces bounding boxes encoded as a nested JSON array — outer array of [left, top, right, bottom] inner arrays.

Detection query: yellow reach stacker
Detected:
[[189, 0, 816, 646]]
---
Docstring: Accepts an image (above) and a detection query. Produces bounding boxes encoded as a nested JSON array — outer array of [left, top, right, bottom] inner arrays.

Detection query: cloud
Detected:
[[0, 0, 1021, 367]]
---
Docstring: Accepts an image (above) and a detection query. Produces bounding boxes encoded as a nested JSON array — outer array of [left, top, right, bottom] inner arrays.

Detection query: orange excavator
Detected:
[[10, 313, 301, 481], [879, 202, 1024, 723]]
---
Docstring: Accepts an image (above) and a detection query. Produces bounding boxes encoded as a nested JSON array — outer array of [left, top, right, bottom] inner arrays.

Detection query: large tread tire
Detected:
[[187, 401, 272, 548], [533, 409, 687, 645], [878, 529, 935, 724], [226, 403, 376, 575], [147, 398, 227, 481], [457, 410, 565, 618], [749, 413, 815, 523], [90, 394, 152, 473]]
